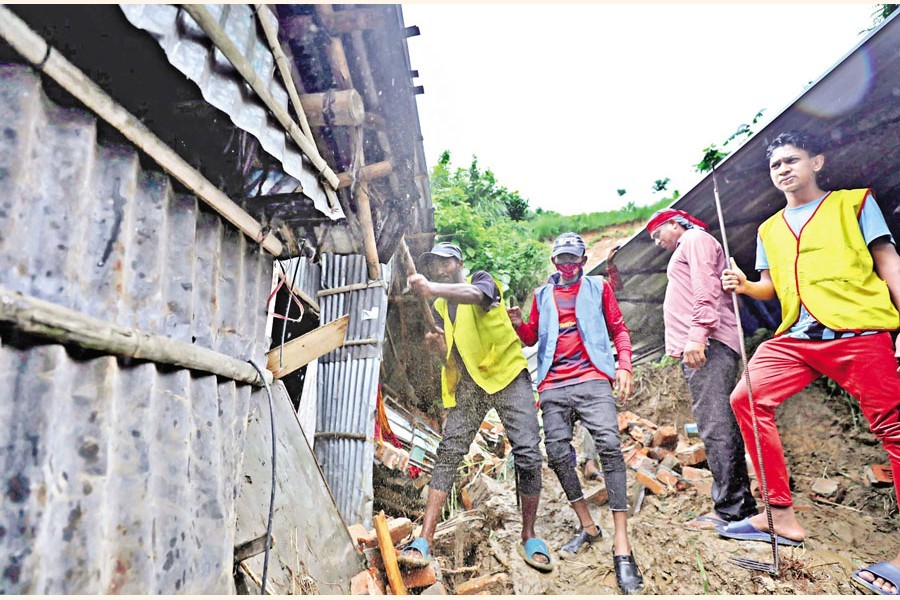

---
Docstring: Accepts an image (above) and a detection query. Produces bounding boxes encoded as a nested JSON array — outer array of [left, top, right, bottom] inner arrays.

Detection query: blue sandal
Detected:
[[517, 537, 554, 573], [397, 536, 432, 569], [851, 561, 900, 595]]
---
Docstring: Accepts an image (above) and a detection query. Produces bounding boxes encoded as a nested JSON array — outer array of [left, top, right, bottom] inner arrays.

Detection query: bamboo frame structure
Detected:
[[0, 6, 284, 257]]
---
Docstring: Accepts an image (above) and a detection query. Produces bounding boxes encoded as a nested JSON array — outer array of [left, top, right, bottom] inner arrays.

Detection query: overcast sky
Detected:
[[402, 4, 879, 216]]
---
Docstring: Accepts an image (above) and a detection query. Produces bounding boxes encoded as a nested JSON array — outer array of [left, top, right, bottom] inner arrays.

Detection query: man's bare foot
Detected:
[[855, 554, 900, 594], [582, 459, 603, 482], [747, 507, 805, 542], [684, 511, 727, 531]]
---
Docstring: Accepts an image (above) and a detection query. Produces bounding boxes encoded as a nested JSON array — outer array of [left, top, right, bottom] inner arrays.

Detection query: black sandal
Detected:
[[559, 527, 602, 556], [613, 552, 644, 594]]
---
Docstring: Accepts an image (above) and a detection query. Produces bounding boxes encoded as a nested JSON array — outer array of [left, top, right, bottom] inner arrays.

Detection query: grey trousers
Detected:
[[540, 379, 628, 511], [430, 369, 543, 496], [682, 338, 757, 521]]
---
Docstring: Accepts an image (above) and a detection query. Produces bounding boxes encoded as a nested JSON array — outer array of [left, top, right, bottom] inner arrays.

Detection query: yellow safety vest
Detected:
[[758, 189, 900, 335], [434, 277, 527, 408]]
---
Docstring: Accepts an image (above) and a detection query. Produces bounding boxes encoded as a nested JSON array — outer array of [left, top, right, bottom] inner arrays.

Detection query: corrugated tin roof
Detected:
[[120, 4, 344, 221], [590, 12, 900, 362]]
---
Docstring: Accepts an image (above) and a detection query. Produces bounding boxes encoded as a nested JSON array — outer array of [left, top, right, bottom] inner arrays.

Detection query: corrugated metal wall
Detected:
[[0, 64, 271, 593], [315, 254, 390, 529]]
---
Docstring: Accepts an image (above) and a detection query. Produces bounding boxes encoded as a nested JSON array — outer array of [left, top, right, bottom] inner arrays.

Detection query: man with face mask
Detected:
[[508, 232, 644, 594], [401, 242, 552, 573], [646, 209, 757, 531]]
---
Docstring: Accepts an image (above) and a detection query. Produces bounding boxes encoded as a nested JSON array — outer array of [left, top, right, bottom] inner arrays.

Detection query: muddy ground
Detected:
[[425, 361, 898, 595]]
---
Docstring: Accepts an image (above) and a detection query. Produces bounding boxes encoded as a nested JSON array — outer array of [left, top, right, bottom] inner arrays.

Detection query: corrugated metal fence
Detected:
[[0, 64, 271, 593], [315, 253, 390, 529]]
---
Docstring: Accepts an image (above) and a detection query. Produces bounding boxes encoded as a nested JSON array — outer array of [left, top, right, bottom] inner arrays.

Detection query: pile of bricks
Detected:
[[586, 410, 713, 505], [348, 516, 444, 595]]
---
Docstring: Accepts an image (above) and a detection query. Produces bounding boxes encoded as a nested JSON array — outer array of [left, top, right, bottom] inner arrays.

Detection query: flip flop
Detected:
[[516, 537, 554, 573], [397, 536, 432, 569], [714, 517, 804, 547], [683, 514, 728, 531], [851, 561, 900, 595]]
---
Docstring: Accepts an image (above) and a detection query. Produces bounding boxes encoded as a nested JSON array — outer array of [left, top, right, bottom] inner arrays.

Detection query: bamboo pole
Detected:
[[373, 511, 407, 595], [356, 183, 383, 281], [253, 4, 314, 142], [0, 286, 272, 387], [0, 6, 284, 257], [181, 5, 341, 191], [299, 89, 365, 127]]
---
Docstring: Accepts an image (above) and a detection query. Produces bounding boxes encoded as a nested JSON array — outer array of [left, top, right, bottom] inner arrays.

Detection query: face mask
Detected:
[[556, 262, 581, 279]]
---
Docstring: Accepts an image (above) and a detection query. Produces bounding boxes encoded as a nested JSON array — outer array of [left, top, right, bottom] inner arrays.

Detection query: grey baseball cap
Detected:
[[551, 232, 586, 258], [419, 241, 463, 263]]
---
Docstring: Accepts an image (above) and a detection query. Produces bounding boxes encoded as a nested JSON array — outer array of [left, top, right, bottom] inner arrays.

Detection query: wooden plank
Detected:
[[266, 315, 350, 379], [320, 7, 385, 33], [374, 511, 407, 595]]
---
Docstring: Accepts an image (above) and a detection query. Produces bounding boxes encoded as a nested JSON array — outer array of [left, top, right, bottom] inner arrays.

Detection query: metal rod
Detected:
[[711, 166, 779, 574]]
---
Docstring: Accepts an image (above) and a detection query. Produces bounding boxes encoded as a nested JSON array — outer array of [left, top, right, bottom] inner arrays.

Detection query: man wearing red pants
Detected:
[[722, 130, 900, 594]]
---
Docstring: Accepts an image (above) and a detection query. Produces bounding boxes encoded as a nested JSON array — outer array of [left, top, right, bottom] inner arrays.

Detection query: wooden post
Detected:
[[319, 7, 385, 33], [355, 183, 383, 281], [299, 89, 366, 127], [337, 160, 393, 189], [374, 511, 408, 595]]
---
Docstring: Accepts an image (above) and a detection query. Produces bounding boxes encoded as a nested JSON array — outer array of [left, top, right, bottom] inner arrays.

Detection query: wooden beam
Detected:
[[374, 511, 407, 595], [266, 314, 349, 379], [0, 7, 284, 257], [319, 7, 385, 33], [299, 89, 365, 127], [356, 183, 383, 281], [234, 534, 273, 563], [0, 285, 272, 387], [397, 237, 437, 331], [337, 160, 393, 189]]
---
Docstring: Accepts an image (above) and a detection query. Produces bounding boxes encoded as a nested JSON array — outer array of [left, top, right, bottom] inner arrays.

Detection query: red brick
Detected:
[[681, 466, 712, 481], [866, 464, 894, 487], [692, 479, 713, 496], [617, 411, 640, 432], [585, 484, 609, 506], [628, 425, 646, 444], [647, 447, 673, 461], [460, 486, 474, 511], [655, 466, 679, 488], [676, 443, 707, 466], [402, 564, 438, 589], [351, 569, 384, 595], [359, 517, 413, 549], [348, 523, 369, 546], [651, 426, 679, 450], [635, 469, 667, 495], [455, 572, 509, 595], [364, 547, 384, 570]]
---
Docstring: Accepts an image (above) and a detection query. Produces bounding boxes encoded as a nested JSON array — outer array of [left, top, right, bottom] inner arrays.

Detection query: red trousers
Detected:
[[730, 333, 900, 507]]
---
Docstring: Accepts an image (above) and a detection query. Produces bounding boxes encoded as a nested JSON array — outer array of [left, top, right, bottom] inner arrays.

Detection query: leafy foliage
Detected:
[[694, 109, 766, 173], [430, 152, 547, 301], [652, 178, 671, 193]]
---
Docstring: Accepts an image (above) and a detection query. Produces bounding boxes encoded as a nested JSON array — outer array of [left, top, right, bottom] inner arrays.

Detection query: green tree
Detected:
[[617, 188, 627, 197], [652, 178, 670, 193], [430, 152, 546, 302]]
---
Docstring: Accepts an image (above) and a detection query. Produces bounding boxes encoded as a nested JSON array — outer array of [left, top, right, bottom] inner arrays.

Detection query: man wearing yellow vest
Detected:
[[721, 130, 900, 594], [401, 242, 552, 572]]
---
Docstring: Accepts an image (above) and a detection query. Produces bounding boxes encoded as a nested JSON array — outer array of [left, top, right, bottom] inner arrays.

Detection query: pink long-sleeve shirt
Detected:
[[663, 228, 741, 358]]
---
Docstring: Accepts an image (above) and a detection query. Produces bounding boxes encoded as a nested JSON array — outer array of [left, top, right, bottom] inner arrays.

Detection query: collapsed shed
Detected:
[[591, 11, 900, 362], [0, 4, 436, 594]]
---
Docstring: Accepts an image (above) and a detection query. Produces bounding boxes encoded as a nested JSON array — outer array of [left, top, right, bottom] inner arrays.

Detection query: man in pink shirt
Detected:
[[647, 209, 756, 529]]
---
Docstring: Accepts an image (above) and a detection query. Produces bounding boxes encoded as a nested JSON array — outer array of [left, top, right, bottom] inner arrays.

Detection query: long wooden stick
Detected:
[[0, 6, 283, 257], [397, 238, 437, 331], [374, 511, 407, 595], [0, 286, 272, 387], [182, 5, 341, 191]]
